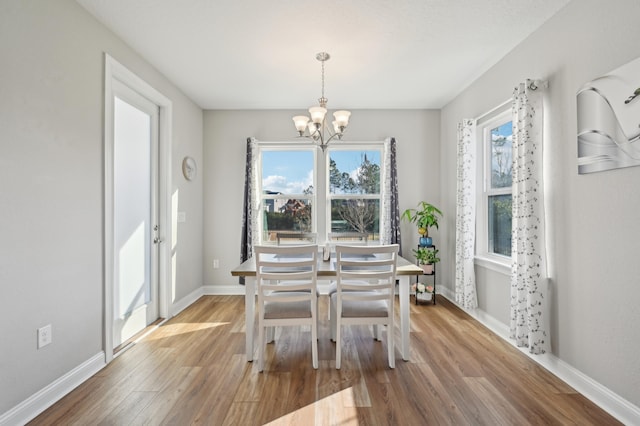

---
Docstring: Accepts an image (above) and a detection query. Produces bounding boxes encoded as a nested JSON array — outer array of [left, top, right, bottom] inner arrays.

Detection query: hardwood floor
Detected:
[[30, 295, 620, 425]]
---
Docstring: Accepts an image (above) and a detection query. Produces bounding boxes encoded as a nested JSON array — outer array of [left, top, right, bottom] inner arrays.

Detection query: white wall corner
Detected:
[[438, 293, 640, 425], [0, 352, 105, 426]]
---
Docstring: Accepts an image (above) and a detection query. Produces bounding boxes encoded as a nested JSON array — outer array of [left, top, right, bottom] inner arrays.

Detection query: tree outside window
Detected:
[[328, 150, 381, 239]]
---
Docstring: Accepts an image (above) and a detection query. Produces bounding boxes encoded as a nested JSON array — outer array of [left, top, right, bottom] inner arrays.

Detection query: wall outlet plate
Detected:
[[37, 324, 52, 349]]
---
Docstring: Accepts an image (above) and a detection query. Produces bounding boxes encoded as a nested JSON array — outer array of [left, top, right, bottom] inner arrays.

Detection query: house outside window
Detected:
[[259, 148, 316, 243], [256, 143, 383, 244]]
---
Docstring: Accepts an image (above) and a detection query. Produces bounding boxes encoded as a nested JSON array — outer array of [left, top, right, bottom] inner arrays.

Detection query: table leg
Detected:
[[399, 275, 410, 361], [245, 277, 255, 362]]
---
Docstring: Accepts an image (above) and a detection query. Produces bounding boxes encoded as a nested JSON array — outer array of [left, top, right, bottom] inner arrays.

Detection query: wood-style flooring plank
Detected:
[[29, 295, 622, 426]]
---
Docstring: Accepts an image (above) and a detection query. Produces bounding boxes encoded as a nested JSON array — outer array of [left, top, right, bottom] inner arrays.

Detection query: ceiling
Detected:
[[77, 0, 569, 110]]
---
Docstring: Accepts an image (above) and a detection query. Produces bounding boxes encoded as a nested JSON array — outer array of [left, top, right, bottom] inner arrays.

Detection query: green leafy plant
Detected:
[[401, 201, 443, 237], [412, 247, 440, 265]]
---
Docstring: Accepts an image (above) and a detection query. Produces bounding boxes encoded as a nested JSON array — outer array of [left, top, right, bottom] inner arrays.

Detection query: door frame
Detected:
[[104, 54, 173, 363]]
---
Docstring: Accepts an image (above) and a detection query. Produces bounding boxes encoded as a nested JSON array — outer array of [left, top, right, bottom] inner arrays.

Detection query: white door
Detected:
[[112, 80, 160, 348]]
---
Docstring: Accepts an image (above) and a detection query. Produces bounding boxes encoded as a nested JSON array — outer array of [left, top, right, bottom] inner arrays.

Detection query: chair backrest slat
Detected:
[[255, 244, 318, 302], [335, 244, 399, 297]]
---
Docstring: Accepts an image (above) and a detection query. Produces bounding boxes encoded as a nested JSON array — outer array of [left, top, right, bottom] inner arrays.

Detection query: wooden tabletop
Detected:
[[231, 253, 423, 277]]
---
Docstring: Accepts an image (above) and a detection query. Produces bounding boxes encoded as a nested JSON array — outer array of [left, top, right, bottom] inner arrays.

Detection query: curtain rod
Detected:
[[473, 79, 547, 123]]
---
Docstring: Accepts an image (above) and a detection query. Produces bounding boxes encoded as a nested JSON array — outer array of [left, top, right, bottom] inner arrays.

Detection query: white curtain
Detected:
[[240, 137, 259, 283], [380, 138, 402, 251], [510, 80, 549, 354], [455, 119, 478, 309]]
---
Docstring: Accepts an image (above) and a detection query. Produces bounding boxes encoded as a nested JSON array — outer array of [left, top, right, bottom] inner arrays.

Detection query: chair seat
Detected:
[[264, 292, 313, 319], [330, 292, 389, 318]]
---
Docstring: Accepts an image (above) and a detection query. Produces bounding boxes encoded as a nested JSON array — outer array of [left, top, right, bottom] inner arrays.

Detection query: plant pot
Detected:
[[416, 291, 433, 303], [420, 263, 434, 274], [419, 236, 432, 247]]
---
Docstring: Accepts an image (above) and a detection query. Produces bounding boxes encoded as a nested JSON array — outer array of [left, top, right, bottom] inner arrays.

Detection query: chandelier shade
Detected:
[[292, 52, 351, 151]]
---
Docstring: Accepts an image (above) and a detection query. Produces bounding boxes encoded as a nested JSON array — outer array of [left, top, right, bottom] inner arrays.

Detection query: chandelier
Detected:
[[292, 52, 351, 151]]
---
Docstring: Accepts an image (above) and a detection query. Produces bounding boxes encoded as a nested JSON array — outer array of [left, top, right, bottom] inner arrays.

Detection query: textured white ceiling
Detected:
[[77, 0, 569, 109]]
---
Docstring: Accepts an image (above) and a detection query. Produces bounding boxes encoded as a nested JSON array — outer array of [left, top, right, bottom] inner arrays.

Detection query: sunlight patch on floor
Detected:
[[264, 387, 359, 426]]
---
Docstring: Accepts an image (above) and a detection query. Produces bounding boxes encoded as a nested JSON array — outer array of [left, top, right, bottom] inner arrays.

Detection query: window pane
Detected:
[[262, 199, 313, 242], [488, 194, 512, 256], [490, 121, 513, 189], [262, 150, 314, 195], [329, 150, 380, 194], [330, 199, 379, 238]]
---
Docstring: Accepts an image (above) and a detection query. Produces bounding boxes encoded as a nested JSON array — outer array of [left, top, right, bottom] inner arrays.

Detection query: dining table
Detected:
[[231, 251, 423, 362]]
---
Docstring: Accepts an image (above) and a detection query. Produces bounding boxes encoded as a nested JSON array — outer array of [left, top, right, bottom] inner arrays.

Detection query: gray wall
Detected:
[[0, 0, 203, 413], [439, 0, 640, 407], [203, 109, 441, 288]]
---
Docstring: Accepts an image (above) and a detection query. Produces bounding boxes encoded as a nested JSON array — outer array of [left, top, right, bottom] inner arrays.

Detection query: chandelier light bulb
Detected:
[[307, 121, 319, 136], [333, 110, 351, 127], [292, 115, 310, 133], [308, 106, 327, 124]]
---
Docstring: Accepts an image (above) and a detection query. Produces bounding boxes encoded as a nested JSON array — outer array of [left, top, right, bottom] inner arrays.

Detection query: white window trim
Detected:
[[255, 141, 385, 245], [326, 143, 384, 244], [475, 108, 512, 272], [256, 143, 318, 244]]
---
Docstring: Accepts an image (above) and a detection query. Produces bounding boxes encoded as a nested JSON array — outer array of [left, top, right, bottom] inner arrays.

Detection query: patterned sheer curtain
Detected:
[[380, 137, 402, 254], [510, 80, 549, 354], [239, 137, 259, 284], [455, 120, 478, 309]]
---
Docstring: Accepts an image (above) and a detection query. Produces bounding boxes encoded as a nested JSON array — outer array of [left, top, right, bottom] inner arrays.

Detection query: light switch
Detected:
[[178, 211, 186, 223]]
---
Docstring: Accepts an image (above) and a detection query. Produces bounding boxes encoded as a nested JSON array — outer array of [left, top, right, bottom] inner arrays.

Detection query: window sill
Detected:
[[474, 255, 511, 276]]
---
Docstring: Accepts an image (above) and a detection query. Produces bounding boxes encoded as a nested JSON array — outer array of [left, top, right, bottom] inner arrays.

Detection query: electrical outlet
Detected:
[[37, 324, 52, 349], [213, 259, 219, 269]]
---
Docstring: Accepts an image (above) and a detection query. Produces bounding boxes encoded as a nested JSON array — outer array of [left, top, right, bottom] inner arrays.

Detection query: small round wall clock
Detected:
[[182, 156, 197, 181]]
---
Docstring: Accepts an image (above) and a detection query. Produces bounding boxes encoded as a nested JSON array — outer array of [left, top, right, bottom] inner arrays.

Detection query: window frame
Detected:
[[326, 144, 384, 243], [476, 108, 513, 270], [256, 144, 317, 245], [254, 141, 385, 245]]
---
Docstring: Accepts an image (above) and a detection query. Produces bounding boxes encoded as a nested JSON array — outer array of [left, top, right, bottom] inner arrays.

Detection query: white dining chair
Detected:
[[330, 244, 399, 369], [254, 244, 319, 372]]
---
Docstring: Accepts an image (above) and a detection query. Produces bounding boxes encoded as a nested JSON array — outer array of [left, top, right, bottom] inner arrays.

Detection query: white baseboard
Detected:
[[438, 290, 640, 425], [171, 286, 205, 316], [0, 352, 105, 426], [202, 284, 245, 295]]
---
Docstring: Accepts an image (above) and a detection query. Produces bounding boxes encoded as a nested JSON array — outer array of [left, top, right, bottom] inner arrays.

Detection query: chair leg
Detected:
[[267, 326, 275, 343], [335, 319, 342, 370], [374, 324, 382, 341], [312, 304, 318, 369], [387, 320, 395, 369], [258, 320, 265, 373], [330, 300, 336, 342]]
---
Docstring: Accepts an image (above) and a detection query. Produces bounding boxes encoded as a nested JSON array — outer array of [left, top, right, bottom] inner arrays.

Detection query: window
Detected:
[[256, 143, 383, 244], [327, 148, 381, 241], [259, 148, 316, 243], [479, 111, 513, 258]]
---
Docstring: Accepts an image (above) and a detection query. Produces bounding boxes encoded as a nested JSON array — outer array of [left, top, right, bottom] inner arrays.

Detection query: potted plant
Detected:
[[401, 201, 443, 246], [411, 282, 435, 300], [412, 246, 440, 274]]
